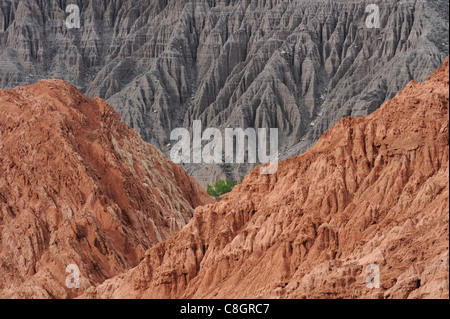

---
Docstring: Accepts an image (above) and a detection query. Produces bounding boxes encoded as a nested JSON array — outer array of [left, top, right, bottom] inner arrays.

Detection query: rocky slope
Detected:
[[0, 0, 448, 185], [0, 80, 213, 298], [83, 58, 449, 299]]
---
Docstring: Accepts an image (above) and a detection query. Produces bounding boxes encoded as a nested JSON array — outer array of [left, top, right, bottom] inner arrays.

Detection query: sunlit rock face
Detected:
[[83, 59, 449, 300], [0, 79, 214, 298]]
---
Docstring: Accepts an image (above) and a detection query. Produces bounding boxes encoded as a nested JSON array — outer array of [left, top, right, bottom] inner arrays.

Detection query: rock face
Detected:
[[0, 0, 448, 186], [0, 80, 213, 298], [83, 58, 449, 299]]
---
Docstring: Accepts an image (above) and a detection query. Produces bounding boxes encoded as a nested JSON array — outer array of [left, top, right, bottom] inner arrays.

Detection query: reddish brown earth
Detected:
[[0, 80, 214, 298], [84, 58, 449, 299]]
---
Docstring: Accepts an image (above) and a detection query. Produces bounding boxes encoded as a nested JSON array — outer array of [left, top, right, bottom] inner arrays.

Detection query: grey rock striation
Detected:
[[0, 0, 448, 186]]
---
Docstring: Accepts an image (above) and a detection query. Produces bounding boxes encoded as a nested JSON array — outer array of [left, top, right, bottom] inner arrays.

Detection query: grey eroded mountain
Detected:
[[0, 0, 448, 186]]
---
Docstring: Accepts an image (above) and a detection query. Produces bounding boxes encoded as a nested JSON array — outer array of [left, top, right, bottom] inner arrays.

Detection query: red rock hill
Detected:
[[84, 58, 449, 299], [0, 80, 213, 298]]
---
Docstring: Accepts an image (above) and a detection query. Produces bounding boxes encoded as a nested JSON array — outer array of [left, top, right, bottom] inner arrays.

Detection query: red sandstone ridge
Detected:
[[0, 80, 214, 298], [83, 58, 449, 299]]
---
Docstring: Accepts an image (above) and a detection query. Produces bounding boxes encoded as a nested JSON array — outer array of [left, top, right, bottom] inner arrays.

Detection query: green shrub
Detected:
[[207, 179, 237, 197]]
